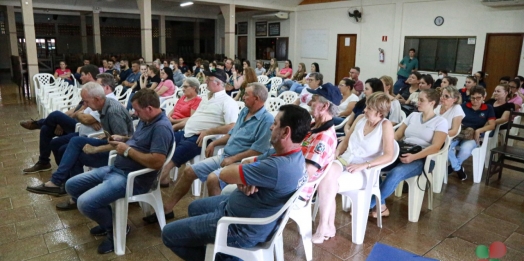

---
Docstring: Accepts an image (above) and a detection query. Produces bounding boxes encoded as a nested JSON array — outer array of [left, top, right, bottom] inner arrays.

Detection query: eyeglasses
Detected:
[[440, 94, 452, 99], [471, 96, 483, 101], [182, 85, 190, 88]]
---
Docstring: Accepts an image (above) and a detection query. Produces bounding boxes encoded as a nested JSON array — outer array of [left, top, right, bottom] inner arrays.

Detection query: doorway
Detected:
[[237, 36, 248, 61], [482, 33, 523, 95], [335, 34, 357, 83]]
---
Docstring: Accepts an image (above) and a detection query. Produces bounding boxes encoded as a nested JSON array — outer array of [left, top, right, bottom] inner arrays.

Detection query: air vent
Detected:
[[481, 0, 524, 7]]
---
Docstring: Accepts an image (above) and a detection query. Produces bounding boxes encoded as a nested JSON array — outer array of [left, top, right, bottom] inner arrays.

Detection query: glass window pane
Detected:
[[403, 38, 419, 57], [418, 38, 438, 71], [455, 38, 475, 74], [435, 38, 458, 72]]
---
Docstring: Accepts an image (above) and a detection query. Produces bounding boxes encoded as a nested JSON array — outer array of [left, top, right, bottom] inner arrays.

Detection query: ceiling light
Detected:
[[180, 2, 193, 7]]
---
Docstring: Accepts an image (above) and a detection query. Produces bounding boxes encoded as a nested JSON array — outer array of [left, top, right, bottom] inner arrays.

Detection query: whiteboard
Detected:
[[301, 29, 329, 60]]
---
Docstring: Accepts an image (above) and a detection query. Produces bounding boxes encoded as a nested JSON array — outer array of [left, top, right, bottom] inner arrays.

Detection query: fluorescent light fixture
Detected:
[[180, 2, 193, 7]]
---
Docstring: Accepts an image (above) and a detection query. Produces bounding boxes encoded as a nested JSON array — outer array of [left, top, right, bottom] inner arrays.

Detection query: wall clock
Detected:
[[434, 16, 444, 26]]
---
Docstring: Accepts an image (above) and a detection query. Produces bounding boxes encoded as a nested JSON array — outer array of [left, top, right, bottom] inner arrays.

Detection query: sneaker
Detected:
[[457, 167, 467, 181], [23, 162, 52, 173], [97, 236, 114, 254], [19, 119, 40, 130], [447, 165, 454, 175]]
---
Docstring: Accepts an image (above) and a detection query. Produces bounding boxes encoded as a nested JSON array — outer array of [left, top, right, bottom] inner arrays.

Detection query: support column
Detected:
[[92, 12, 101, 54], [6, 6, 19, 57], [159, 15, 166, 54], [193, 19, 200, 54], [219, 4, 235, 59], [20, 0, 39, 98], [137, 0, 153, 64], [80, 14, 88, 53]]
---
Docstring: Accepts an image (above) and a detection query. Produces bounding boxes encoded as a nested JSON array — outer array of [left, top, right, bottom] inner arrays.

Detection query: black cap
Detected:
[[203, 68, 228, 83], [307, 82, 342, 106]]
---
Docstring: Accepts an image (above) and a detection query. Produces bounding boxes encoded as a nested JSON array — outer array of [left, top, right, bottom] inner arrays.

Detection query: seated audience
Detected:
[[277, 62, 307, 95], [161, 104, 310, 261], [116, 60, 131, 85], [508, 79, 523, 110], [333, 79, 359, 125], [170, 61, 186, 87], [121, 61, 141, 91], [485, 84, 514, 129], [434, 86, 465, 138], [275, 59, 293, 80], [349, 67, 364, 98], [460, 76, 477, 104], [448, 86, 495, 180], [54, 60, 73, 85], [254, 60, 266, 76], [395, 72, 421, 104], [439, 76, 457, 90], [370, 89, 447, 217], [19, 65, 99, 173], [193, 58, 202, 77], [242, 60, 250, 69], [99, 59, 109, 74], [379, 75, 402, 125], [144, 83, 272, 224], [66, 89, 174, 254], [499, 76, 511, 85], [156, 67, 176, 98], [313, 92, 395, 244], [178, 57, 189, 74], [223, 58, 233, 76], [403, 74, 433, 115], [140, 65, 161, 90], [225, 63, 244, 95], [74, 59, 90, 83], [168, 78, 202, 131], [234, 67, 258, 101]]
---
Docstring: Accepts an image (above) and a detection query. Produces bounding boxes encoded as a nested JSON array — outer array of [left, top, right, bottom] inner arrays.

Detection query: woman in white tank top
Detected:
[[312, 92, 396, 244]]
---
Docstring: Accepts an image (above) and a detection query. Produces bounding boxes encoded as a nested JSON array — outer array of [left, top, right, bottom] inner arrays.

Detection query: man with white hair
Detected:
[[26, 81, 134, 199]]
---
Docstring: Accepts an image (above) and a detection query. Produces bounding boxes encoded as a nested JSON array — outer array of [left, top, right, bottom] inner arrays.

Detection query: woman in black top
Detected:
[[485, 84, 514, 130], [395, 72, 421, 103], [139, 66, 161, 91]]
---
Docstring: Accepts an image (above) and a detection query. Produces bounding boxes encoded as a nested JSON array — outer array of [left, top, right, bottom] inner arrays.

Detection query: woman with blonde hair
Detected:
[[434, 86, 464, 137], [234, 67, 258, 101], [265, 58, 279, 78], [380, 75, 402, 125], [313, 92, 395, 243], [277, 62, 307, 95]]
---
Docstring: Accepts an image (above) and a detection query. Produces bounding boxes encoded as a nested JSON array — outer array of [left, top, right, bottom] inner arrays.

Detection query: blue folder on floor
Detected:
[[367, 243, 438, 261]]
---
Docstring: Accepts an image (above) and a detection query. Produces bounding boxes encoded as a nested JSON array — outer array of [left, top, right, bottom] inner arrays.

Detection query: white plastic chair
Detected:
[[392, 111, 407, 130], [33, 73, 56, 115], [236, 101, 245, 111], [265, 97, 286, 113], [114, 85, 123, 97], [199, 84, 209, 98], [160, 97, 178, 112], [277, 91, 298, 104], [472, 130, 492, 183], [435, 125, 461, 193], [283, 163, 332, 261], [110, 140, 176, 256], [393, 138, 449, 222], [257, 75, 269, 84], [118, 88, 132, 107], [268, 77, 283, 97], [312, 142, 399, 244], [204, 188, 303, 261]]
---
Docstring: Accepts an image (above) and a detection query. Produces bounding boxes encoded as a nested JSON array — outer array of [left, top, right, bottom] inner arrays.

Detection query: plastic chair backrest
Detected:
[[160, 97, 178, 111], [237, 101, 245, 111], [114, 85, 123, 97], [257, 75, 269, 84], [277, 91, 298, 104], [368, 141, 399, 193], [269, 77, 283, 93], [265, 97, 286, 112], [393, 111, 407, 130], [199, 84, 209, 96]]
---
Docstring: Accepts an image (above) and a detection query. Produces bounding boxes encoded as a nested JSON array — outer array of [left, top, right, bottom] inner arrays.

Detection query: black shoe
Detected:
[[457, 167, 467, 181], [56, 200, 77, 211], [97, 236, 114, 254], [26, 183, 66, 196], [142, 211, 174, 224], [91, 225, 130, 237], [447, 165, 454, 175], [23, 162, 52, 173], [19, 119, 40, 130]]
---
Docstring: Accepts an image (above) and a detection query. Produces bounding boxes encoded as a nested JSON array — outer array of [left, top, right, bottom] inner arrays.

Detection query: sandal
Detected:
[[371, 207, 389, 218], [311, 231, 335, 244]]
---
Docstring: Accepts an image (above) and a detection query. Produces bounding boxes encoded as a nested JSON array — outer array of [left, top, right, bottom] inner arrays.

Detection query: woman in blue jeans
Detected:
[[448, 86, 496, 180], [370, 89, 448, 218]]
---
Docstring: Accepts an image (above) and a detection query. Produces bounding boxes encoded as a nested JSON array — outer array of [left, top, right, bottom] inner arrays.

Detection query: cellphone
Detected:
[[104, 131, 113, 141]]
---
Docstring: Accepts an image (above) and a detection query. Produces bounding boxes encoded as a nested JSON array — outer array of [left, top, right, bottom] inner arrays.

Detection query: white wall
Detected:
[[291, 0, 524, 85]]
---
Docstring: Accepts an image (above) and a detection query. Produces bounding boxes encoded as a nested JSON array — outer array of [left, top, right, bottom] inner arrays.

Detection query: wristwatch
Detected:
[[124, 147, 131, 157]]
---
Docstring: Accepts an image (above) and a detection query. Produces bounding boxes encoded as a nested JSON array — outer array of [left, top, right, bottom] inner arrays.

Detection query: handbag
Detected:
[[398, 140, 422, 155], [456, 126, 475, 140]]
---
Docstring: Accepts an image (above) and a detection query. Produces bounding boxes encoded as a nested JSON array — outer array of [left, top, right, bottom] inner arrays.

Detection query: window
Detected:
[[255, 37, 288, 61], [403, 37, 476, 74]]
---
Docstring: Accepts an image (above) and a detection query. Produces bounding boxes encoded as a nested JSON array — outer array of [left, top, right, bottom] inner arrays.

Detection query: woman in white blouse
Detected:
[[313, 92, 395, 244], [380, 75, 402, 126], [434, 86, 464, 137]]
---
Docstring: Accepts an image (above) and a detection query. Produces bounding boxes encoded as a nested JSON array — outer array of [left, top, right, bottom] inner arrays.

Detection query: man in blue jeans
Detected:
[[162, 104, 310, 261], [20, 64, 99, 173], [26, 81, 134, 199], [66, 89, 174, 254], [393, 48, 419, 95]]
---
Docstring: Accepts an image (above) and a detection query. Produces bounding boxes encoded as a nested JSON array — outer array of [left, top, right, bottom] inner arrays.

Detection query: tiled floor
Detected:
[[1, 81, 524, 261]]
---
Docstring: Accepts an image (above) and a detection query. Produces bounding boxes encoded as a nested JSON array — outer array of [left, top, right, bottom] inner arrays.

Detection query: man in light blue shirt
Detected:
[[394, 48, 419, 95], [143, 82, 274, 224]]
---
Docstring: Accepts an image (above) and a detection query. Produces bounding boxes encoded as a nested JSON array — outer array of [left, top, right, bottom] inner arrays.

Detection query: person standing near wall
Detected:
[[393, 48, 419, 95]]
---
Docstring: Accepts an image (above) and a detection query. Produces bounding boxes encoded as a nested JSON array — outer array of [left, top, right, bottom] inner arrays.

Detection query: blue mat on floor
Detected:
[[367, 243, 438, 261]]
